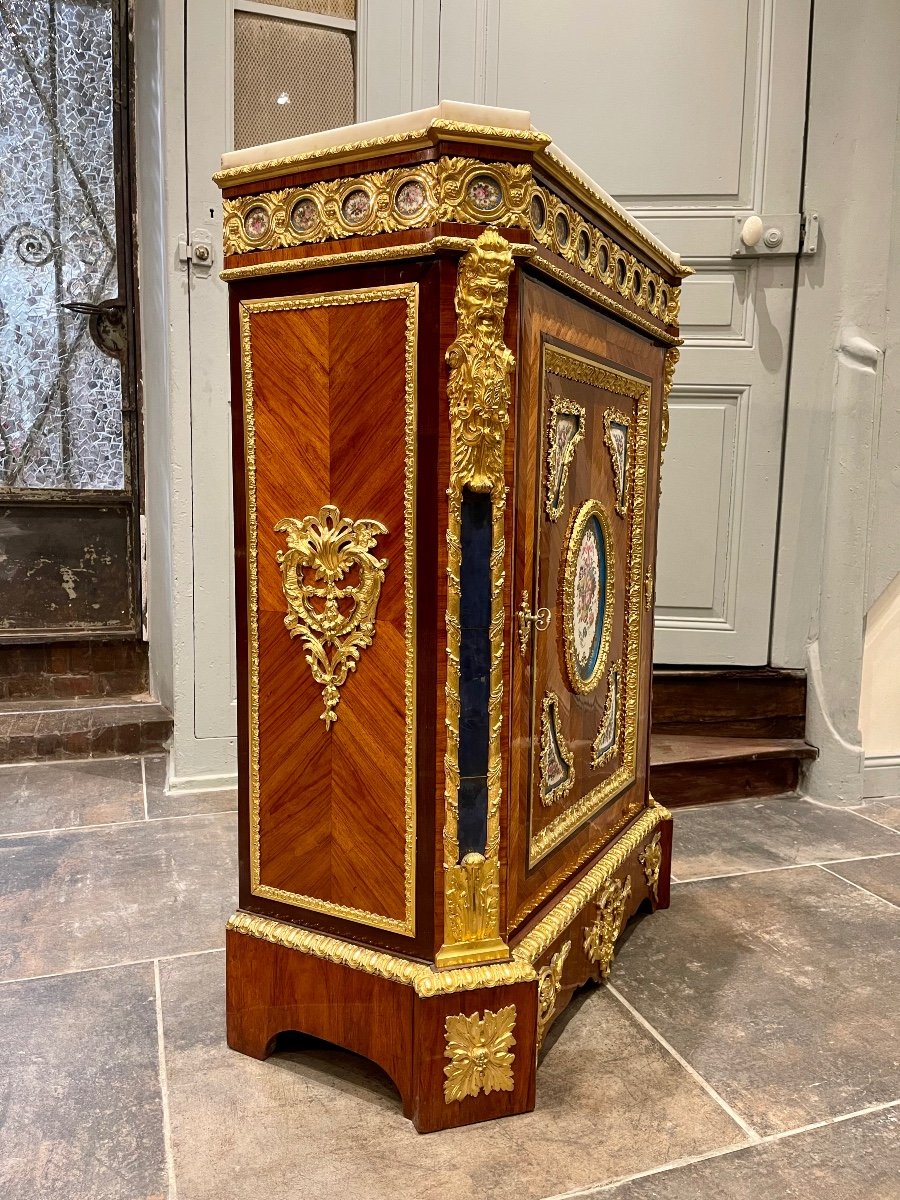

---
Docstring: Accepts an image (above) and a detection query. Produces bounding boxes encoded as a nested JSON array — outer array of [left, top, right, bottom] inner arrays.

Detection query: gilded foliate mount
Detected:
[[443, 1006, 517, 1104], [440, 229, 515, 967], [275, 504, 388, 729]]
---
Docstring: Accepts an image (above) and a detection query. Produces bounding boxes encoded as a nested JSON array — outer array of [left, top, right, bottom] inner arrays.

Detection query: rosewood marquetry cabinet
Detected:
[[216, 101, 687, 1133]]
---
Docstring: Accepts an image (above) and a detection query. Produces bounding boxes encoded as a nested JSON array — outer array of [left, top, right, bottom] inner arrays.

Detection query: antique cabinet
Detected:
[[216, 101, 687, 1133]]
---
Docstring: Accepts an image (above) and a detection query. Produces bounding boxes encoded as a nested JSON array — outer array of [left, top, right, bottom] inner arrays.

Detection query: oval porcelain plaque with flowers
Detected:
[[562, 499, 615, 694]]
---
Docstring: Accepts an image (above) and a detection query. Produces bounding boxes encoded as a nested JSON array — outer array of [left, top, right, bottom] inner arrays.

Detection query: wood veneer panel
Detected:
[[251, 294, 412, 929]]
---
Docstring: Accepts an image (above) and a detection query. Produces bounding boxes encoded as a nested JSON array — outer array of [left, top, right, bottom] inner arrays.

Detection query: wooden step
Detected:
[[649, 733, 817, 808], [652, 668, 806, 738], [0, 640, 148, 701], [0, 695, 172, 763]]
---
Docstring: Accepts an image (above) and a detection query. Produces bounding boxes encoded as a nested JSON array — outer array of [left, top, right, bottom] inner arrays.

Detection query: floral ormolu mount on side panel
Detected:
[[275, 505, 388, 729]]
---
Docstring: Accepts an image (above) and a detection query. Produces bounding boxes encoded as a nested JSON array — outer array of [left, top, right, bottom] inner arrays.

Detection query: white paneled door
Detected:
[[441, 0, 811, 665], [182, 1, 810, 754]]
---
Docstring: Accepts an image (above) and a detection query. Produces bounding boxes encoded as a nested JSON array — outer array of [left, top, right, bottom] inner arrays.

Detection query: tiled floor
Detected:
[[0, 762, 897, 1200]]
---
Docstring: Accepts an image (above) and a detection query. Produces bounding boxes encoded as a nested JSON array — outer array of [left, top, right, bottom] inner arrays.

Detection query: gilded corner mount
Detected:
[[443, 1005, 517, 1103], [440, 229, 515, 965]]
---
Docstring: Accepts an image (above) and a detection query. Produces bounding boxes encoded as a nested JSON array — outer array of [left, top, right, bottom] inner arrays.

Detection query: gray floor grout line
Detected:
[[153, 960, 179, 1200], [141, 755, 149, 822], [0, 807, 238, 841], [818, 863, 900, 910], [804, 796, 900, 833], [0, 945, 225, 988], [544, 1096, 900, 1198], [673, 849, 900, 886], [0, 753, 146, 770], [606, 983, 761, 1143]]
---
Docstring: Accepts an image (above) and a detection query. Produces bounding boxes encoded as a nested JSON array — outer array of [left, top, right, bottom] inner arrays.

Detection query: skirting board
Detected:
[[863, 756, 900, 800]]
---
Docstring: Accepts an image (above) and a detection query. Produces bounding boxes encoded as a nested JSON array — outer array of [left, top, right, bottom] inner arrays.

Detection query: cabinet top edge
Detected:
[[213, 103, 688, 281]]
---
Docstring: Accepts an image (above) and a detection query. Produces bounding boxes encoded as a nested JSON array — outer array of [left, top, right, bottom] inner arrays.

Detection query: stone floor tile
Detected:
[[612, 866, 900, 1137], [823, 854, 900, 907], [0, 814, 235, 980], [159, 952, 746, 1200], [0, 963, 167, 1200], [854, 794, 900, 832], [671, 795, 900, 881], [592, 1105, 900, 1198], [0, 757, 144, 835], [144, 753, 237, 819]]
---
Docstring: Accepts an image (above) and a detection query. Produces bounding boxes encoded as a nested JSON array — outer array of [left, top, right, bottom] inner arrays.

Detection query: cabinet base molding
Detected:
[[226, 809, 672, 1132]]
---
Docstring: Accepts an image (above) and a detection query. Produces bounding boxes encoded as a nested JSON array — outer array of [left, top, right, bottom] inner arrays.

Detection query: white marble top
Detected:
[[219, 100, 532, 171]]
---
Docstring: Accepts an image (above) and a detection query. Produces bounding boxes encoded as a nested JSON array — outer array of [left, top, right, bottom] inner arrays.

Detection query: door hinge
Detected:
[[177, 229, 214, 269]]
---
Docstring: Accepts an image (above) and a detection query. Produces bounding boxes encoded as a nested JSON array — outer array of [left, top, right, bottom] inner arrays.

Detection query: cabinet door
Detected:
[[508, 275, 662, 931]]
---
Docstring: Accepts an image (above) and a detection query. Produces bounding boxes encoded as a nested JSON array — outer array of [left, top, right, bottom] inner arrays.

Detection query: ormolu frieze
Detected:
[[223, 157, 531, 256], [275, 505, 388, 729], [222, 158, 681, 329], [529, 184, 680, 326]]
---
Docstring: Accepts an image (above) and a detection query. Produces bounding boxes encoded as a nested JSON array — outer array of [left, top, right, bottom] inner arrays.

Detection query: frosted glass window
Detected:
[[0, 0, 125, 490], [233, 13, 355, 151]]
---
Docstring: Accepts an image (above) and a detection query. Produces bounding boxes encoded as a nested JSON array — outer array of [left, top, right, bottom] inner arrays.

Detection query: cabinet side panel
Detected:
[[245, 288, 416, 935]]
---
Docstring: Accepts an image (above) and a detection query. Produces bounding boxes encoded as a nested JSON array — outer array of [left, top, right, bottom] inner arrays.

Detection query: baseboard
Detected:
[[863, 755, 900, 799]]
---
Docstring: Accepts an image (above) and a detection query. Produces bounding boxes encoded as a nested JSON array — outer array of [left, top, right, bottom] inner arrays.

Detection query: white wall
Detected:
[[859, 109, 900, 799], [771, 0, 900, 804]]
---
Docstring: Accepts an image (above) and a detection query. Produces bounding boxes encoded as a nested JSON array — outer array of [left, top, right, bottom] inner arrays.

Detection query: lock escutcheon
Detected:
[[517, 590, 551, 656]]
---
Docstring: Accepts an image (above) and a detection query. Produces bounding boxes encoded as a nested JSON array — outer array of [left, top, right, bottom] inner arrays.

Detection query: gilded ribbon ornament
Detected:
[[439, 229, 515, 967]]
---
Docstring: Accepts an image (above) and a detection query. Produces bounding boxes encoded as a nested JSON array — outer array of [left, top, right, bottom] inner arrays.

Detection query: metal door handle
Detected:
[[517, 591, 551, 656]]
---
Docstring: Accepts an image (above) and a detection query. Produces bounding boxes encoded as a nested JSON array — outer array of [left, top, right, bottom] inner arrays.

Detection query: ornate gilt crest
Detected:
[[639, 832, 663, 903], [274, 504, 388, 729], [583, 875, 632, 981], [536, 940, 571, 1051], [443, 1005, 516, 1103]]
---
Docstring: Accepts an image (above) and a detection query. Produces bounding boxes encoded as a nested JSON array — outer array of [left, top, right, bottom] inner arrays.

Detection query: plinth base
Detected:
[[226, 807, 672, 1133]]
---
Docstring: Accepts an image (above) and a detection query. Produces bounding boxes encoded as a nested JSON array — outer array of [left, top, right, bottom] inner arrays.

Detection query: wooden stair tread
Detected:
[[0, 693, 172, 763], [650, 733, 817, 768]]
